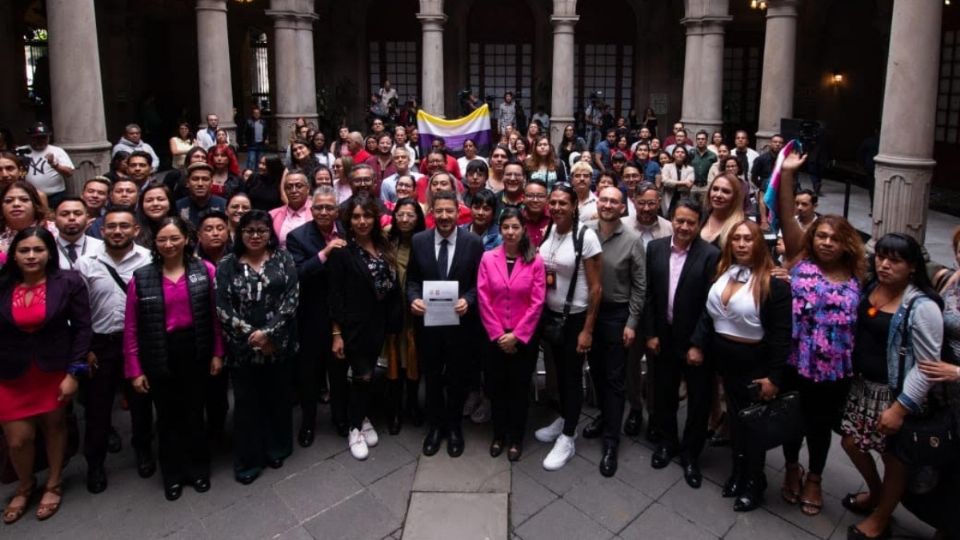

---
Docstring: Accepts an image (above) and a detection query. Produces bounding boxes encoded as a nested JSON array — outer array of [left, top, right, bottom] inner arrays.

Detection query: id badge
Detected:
[[546, 269, 557, 289]]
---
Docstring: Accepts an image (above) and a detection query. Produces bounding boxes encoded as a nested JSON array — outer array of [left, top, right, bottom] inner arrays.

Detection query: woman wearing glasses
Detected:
[[215, 210, 300, 485]]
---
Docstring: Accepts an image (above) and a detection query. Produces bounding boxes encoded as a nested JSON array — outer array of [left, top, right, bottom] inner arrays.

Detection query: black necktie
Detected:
[[66, 243, 78, 263], [438, 239, 449, 280]]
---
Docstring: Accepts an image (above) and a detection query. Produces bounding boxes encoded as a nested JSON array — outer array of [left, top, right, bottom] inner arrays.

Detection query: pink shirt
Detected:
[[317, 228, 341, 263], [271, 204, 311, 248], [123, 261, 225, 378], [667, 240, 690, 324]]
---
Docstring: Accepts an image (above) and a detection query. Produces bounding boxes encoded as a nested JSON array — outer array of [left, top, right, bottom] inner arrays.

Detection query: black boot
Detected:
[[387, 379, 403, 435], [733, 476, 765, 512], [722, 453, 747, 498], [406, 379, 424, 427]]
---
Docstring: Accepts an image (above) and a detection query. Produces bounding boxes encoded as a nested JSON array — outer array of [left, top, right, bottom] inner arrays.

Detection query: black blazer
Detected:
[[406, 229, 484, 332], [642, 236, 720, 349], [690, 276, 792, 387], [286, 220, 346, 326], [0, 270, 92, 380], [326, 244, 402, 358]]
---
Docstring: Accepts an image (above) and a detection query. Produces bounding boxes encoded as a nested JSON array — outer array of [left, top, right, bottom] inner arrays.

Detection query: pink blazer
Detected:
[[477, 246, 546, 344]]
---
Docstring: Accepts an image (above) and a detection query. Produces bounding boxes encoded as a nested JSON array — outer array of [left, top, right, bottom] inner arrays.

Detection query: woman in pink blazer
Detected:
[[478, 207, 546, 462]]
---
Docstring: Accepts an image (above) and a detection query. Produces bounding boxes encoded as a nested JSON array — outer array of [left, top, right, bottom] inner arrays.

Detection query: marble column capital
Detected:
[[550, 15, 578, 34], [765, 0, 800, 19], [417, 12, 447, 27], [265, 10, 318, 26], [195, 0, 228, 13]]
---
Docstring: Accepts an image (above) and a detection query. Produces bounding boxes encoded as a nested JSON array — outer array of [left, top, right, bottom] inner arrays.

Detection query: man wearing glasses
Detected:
[[270, 170, 312, 248], [339, 164, 388, 215]]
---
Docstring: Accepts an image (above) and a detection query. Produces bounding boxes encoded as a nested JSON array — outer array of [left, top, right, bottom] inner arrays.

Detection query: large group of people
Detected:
[[0, 106, 958, 540]]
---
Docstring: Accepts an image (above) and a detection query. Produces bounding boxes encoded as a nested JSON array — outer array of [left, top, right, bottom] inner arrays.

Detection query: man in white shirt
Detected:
[[53, 197, 103, 271], [195, 114, 223, 150], [380, 147, 424, 203], [19, 122, 74, 209], [74, 207, 153, 493], [733, 130, 760, 179], [379, 79, 399, 106]]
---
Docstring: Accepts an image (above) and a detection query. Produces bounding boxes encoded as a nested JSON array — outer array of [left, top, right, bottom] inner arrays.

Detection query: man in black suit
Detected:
[[643, 198, 720, 488], [407, 190, 484, 457], [286, 186, 348, 446]]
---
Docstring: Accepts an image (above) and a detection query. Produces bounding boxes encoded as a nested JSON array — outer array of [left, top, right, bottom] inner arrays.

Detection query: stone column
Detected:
[[679, 20, 703, 132], [755, 0, 799, 150], [267, 0, 319, 130], [196, 0, 237, 142], [46, 0, 111, 193], [871, 0, 942, 243], [549, 4, 578, 148], [695, 18, 730, 135], [418, 0, 446, 116]]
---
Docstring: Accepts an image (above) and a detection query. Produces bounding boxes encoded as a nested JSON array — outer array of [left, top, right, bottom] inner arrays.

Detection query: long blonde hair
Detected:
[[703, 173, 745, 247], [715, 220, 773, 307]]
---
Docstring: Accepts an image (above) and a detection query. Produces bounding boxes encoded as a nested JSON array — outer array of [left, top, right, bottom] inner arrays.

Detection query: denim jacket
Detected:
[[884, 284, 944, 414]]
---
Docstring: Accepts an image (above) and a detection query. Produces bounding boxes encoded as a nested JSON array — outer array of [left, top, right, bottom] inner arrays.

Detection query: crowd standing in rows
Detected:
[[0, 101, 959, 540]]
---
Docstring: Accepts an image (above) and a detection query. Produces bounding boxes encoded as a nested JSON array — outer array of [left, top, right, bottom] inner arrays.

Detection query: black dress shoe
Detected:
[[298, 427, 315, 448], [86, 463, 108, 494], [722, 454, 746, 497], [650, 446, 675, 469], [107, 428, 122, 454], [268, 458, 284, 469], [164, 483, 183, 501], [733, 480, 764, 512], [235, 472, 259, 485], [489, 437, 505, 458], [422, 427, 444, 456], [388, 414, 402, 436], [623, 409, 643, 437], [507, 442, 523, 462], [192, 476, 211, 493], [447, 428, 465, 457], [599, 445, 618, 477], [582, 416, 603, 439], [681, 458, 702, 489], [136, 449, 156, 479]]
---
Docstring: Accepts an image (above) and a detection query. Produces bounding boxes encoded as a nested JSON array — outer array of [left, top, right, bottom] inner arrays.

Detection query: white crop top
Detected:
[[706, 265, 764, 341]]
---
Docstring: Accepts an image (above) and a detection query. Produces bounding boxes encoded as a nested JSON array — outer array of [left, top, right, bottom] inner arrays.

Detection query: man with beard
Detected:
[[75, 207, 153, 493], [365, 133, 397, 192], [407, 192, 483, 458], [54, 197, 103, 271], [380, 147, 424, 204]]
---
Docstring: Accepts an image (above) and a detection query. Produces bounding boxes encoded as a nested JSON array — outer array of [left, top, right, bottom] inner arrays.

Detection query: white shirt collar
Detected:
[[434, 227, 457, 246]]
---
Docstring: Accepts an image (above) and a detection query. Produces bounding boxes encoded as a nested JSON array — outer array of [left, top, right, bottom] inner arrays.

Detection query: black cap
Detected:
[[27, 122, 52, 136]]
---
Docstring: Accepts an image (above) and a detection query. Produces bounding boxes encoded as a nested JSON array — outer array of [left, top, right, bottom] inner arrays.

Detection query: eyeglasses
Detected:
[[636, 200, 659, 208], [284, 183, 308, 191], [242, 228, 271, 237], [311, 204, 337, 212], [353, 177, 374, 185], [524, 193, 547, 200]]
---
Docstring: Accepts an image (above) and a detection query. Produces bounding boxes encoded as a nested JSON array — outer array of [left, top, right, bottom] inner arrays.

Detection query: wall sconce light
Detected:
[[832, 72, 844, 85], [750, 0, 768, 9]]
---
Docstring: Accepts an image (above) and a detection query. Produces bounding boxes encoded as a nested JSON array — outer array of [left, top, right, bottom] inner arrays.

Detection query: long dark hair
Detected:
[[233, 209, 279, 256], [263, 155, 285, 183], [1, 180, 47, 230], [542, 181, 580, 247], [388, 197, 426, 243], [344, 192, 395, 267], [0, 227, 59, 289], [136, 181, 175, 246], [873, 233, 944, 310], [150, 216, 196, 266], [499, 207, 536, 263]]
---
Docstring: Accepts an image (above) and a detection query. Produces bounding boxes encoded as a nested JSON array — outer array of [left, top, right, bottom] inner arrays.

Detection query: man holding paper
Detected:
[[407, 188, 484, 458]]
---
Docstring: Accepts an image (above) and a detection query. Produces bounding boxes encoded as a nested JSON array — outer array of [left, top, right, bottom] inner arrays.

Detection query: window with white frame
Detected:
[[936, 30, 960, 143], [369, 41, 419, 107]]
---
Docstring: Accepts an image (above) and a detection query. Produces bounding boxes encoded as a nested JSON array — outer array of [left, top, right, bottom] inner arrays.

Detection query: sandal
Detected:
[[35, 483, 62, 521], [3, 477, 36, 525], [842, 491, 877, 516], [799, 474, 823, 516], [781, 463, 804, 505]]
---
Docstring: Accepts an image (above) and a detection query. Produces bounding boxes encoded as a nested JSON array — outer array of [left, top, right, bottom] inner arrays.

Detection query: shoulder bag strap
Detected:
[[98, 259, 129, 295], [561, 226, 588, 319]]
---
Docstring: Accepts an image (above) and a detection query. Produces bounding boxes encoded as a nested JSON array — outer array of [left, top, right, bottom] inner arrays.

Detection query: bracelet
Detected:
[[332, 331, 342, 336]]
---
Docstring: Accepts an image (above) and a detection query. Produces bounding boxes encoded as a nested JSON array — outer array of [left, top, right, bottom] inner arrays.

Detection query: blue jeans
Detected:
[[245, 143, 264, 172]]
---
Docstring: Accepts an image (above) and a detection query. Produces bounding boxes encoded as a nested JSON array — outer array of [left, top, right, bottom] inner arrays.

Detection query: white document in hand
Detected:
[[424, 280, 459, 327]]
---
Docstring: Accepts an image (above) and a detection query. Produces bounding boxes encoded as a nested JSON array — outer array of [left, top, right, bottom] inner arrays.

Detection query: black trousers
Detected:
[[650, 330, 714, 459], [150, 330, 210, 487], [81, 332, 124, 467], [124, 378, 154, 454], [588, 303, 629, 447], [486, 335, 538, 443], [297, 321, 348, 429], [419, 326, 471, 431], [231, 361, 293, 476], [781, 369, 850, 475], [204, 368, 229, 437], [902, 463, 960, 539], [714, 336, 769, 483], [542, 310, 587, 437]]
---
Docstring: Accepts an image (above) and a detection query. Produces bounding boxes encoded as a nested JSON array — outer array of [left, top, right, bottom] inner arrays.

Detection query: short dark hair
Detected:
[[110, 178, 138, 193], [671, 197, 703, 219], [83, 177, 111, 190], [199, 210, 229, 228], [127, 150, 152, 165], [795, 188, 818, 206], [104, 205, 137, 221], [234, 209, 279, 255], [696, 130, 709, 138], [524, 179, 548, 193], [465, 159, 489, 176], [469, 189, 498, 210], [431, 190, 458, 208], [55, 195, 86, 211]]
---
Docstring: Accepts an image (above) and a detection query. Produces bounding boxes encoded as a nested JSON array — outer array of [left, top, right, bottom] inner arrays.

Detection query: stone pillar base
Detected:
[[59, 141, 112, 195], [684, 119, 724, 138], [870, 154, 936, 245], [549, 116, 575, 149], [755, 130, 779, 152]]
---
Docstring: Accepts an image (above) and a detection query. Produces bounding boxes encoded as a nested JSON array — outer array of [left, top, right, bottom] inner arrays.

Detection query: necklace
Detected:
[[867, 288, 900, 318], [547, 229, 571, 264]]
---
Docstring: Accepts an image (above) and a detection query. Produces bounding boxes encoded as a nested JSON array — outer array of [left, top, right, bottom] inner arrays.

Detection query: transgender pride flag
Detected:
[[417, 104, 493, 158]]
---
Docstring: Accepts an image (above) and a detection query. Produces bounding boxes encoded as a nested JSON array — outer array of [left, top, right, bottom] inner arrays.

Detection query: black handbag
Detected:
[[737, 391, 803, 451], [892, 298, 959, 467], [539, 226, 586, 346]]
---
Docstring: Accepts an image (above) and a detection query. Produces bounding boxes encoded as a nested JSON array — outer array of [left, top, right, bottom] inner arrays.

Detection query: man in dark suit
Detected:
[[407, 190, 484, 457], [285, 186, 348, 446], [643, 198, 720, 488]]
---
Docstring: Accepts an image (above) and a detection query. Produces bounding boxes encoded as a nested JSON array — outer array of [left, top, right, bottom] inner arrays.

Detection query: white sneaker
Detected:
[[542, 434, 576, 471], [348, 428, 369, 460], [361, 418, 379, 447], [534, 417, 565, 443], [470, 398, 491, 424]]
